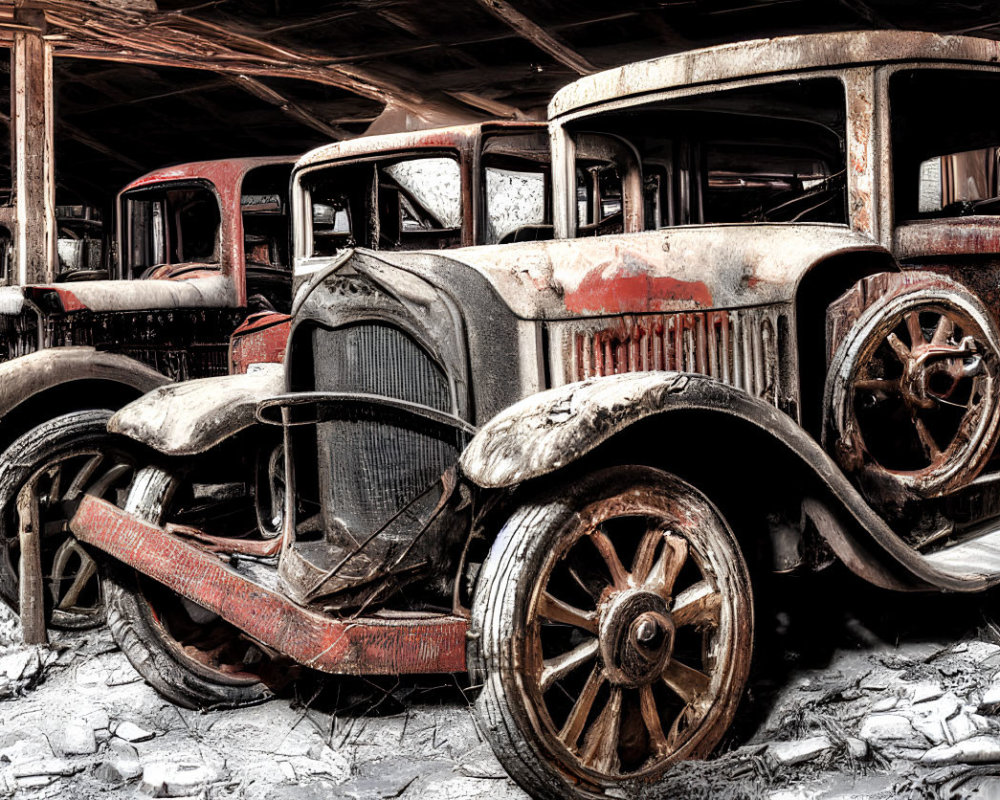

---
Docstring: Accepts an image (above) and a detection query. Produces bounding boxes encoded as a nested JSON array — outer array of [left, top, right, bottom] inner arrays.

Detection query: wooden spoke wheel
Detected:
[[470, 466, 753, 800], [0, 410, 136, 629], [827, 278, 1000, 499]]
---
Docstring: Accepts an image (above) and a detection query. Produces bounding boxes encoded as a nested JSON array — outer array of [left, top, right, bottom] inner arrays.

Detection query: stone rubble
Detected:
[[2, 579, 1000, 799]]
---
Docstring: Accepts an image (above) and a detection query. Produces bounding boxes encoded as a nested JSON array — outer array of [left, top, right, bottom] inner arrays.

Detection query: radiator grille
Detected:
[[571, 307, 788, 407], [309, 323, 458, 574]]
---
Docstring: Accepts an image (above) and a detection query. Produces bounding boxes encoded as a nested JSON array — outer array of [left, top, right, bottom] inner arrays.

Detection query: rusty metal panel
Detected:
[[229, 312, 291, 374], [70, 494, 468, 675], [565, 306, 788, 408]]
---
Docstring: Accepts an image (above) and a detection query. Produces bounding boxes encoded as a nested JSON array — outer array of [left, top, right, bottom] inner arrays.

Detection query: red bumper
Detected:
[[70, 495, 467, 675]]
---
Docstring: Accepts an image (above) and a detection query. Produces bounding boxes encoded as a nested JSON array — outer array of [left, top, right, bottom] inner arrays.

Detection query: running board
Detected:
[[69, 495, 467, 675]]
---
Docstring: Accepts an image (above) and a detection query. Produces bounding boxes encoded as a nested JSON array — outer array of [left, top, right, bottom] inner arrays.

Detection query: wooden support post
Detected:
[[17, 481, 47, 645], [11, 20, 55, 286]]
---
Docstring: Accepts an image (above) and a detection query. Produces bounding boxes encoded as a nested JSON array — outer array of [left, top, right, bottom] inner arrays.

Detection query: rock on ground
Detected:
[[3, 569, 1000, 799]]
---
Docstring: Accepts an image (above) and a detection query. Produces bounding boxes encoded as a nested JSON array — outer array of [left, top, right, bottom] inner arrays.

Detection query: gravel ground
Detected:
[[3, 566, 1000, 799]]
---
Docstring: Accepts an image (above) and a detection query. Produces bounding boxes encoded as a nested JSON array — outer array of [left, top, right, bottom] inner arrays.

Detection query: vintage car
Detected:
[[0, 155, 296, 632], [1, 121, 551, 638], [67, 30, 1000, 800]]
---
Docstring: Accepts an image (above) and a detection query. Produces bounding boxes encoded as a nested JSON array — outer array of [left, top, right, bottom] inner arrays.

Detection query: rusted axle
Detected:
[[69, 495, 467, 675]]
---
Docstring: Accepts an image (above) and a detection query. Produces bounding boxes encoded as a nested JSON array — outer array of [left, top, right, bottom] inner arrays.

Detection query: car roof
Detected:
[[294, 120, 545, 172], [550, 30, 1000, 119], [120, 155, 297, 195]]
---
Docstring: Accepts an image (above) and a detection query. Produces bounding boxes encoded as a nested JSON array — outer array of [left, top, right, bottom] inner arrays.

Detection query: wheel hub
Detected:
[[598, 589, 674, 687], [899, 336, 981, 412]]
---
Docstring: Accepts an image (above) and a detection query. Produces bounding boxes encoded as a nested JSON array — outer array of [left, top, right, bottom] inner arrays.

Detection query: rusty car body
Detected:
[[0, 154, 298, 633], [65, 30, 1000, 800], [3, 121, 552, 639]]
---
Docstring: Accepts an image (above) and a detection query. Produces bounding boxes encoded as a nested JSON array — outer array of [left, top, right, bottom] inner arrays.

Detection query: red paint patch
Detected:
[[28, 286, 87, 312], [229, 312, 291, 373], [566, 265, 712, 314]]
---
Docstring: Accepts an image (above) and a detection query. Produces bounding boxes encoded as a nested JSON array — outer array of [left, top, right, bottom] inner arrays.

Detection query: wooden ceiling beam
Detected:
[[376, 8, 484, 70], [472, 0, 597, 74], [39, 0, 435, 113], [443, 90, 525, 119], [227, 73, 351, 140]]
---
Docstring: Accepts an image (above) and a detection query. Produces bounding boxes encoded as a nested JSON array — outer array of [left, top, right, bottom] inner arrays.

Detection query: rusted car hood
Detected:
[[381, 224, 889, 320]]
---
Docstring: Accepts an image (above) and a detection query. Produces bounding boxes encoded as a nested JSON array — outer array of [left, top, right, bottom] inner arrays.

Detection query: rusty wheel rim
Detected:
[[522, 487, 748, 782], [140, 577, 272, 687], [844, 301, 997, 488]]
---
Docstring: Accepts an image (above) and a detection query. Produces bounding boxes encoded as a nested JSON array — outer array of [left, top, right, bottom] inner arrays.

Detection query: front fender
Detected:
[[0, 347, 170, 420], [460, 372, 995, 593], [109, 364, 283, 456]]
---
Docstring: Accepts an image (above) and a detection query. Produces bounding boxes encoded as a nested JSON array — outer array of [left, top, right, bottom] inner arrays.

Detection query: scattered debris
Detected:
[[112, 721, 155, 743]]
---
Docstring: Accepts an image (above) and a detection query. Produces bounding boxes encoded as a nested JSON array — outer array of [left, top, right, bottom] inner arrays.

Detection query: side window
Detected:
[[482, 131, 552, 245], [301, 155, 462, 257], [378, 157, 461, 250], [242, 164, 291, 271], [893, 70, 1000, 221], [125, 184, 221, 277], [242, 164, 293, 313], [56, 205, 104, 279]]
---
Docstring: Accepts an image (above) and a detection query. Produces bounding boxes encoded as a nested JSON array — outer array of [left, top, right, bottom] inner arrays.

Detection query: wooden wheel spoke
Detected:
[[666, 703, 704, 750], [905, 311, 925, 348], [933, 315, 955, 345], [854, 378, 900, 396], [662, 658, 711, 706], [588, 529, 629, 589], [639, 684, 669, 757], [55, 553, 98, 610], [671, 580, 721, 629], [64, 454, 103, 503], [887, 332, 910, 363], [558, 665, 605, 749], [537, 591, 598, 634], [913, 414, 942, 461], [644, 534, 688, 599], [45, 465, 62, 507], [631, 525, 667, 584], [540, 638, 598, 692], [580, 687, 622, 774]]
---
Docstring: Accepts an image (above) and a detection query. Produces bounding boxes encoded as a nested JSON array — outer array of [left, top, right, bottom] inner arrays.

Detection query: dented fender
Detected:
[[0, 347, 170, 420], [110, 364, 283, 456], [460, 372, 999, 593]]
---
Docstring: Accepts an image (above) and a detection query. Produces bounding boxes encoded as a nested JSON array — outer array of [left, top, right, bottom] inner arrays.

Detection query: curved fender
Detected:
[[460, 372, 993, 593], [109, 364, 283, 456], [0, 347, 170, 420]]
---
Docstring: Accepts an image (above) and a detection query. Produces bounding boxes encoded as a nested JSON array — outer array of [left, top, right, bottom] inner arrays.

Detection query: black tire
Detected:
[[469, 466, 753, 800], [0, 409, 135, 629], [103, 466, 275, 710]]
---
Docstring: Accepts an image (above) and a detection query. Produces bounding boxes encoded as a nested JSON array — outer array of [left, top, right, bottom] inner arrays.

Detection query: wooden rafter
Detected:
[[444, 90, 523, 119], [39, 1, 431, 111], [472, 0, 596, 75], [227, 74, 351, 141]]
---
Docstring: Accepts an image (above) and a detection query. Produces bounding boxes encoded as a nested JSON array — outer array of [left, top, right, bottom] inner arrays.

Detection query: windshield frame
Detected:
[[118, 177, 224, 281], [291, 146, 466, 275], [550, 70, 855, 239]]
